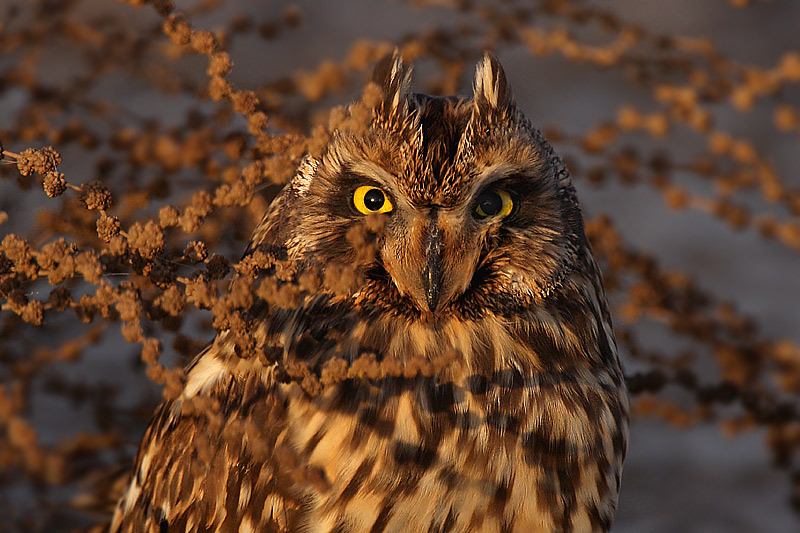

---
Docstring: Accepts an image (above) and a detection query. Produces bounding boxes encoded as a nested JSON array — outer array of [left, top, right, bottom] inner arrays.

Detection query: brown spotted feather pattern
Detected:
[[111, 52, 629, 533]]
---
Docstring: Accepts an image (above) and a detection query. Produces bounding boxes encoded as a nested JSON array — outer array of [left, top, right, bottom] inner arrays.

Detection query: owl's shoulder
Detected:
[[110, 351, 302, 532]]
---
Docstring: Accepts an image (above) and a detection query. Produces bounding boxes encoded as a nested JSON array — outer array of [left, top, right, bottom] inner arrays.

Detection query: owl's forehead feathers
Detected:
[[323, 52, 556, 208]]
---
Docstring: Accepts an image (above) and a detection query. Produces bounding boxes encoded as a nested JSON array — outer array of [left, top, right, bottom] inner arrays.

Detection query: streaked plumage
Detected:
[[111, 52, 629, 533]]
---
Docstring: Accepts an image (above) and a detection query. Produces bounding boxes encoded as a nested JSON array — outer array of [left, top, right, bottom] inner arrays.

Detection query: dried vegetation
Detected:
[[0, 0, 798, 530]]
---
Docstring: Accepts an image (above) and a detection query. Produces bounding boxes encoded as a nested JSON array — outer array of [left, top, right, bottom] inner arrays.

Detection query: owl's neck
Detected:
[[181, 247, 616, 404], [327, 264, 616, 380]]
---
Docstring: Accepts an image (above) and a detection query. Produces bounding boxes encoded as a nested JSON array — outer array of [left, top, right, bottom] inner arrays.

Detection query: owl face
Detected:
[[261, 53, 584, 321]]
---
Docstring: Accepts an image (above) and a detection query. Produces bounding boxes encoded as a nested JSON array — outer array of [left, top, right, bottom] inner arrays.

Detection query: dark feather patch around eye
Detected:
[[480, 174, 554, 227], [494, 174, 542, 197], [336, 170, 372, 194], [325, 170, 381, 218]]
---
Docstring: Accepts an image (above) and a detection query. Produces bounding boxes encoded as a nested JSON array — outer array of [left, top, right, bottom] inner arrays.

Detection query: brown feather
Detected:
[[111, 54, 629, 533]]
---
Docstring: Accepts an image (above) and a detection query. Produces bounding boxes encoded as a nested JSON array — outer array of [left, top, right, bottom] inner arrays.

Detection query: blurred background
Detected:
[[1, 0, 799, 531]]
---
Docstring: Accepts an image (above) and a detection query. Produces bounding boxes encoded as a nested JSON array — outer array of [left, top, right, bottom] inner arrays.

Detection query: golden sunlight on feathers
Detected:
[[111, 52, 629, 533]]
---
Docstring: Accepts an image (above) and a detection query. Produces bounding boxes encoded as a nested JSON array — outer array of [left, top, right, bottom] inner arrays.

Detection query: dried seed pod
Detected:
[[96, 215, 121, 242], [183, 240, 208, 263], [43, 172, 67, 198], [79, 181, 112, 211]]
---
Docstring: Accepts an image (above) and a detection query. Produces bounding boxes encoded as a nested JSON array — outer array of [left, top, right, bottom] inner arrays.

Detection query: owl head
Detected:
[[254, 52, 586, 322]]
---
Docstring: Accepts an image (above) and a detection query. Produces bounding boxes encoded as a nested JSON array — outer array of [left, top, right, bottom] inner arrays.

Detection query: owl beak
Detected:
[[423, 222, 443, 313], [385, 210, 471, 315]]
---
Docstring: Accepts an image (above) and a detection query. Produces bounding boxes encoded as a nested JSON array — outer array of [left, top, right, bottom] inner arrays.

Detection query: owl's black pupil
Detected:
[[364, 189, 385, 211], [476, 191, 502, 218]]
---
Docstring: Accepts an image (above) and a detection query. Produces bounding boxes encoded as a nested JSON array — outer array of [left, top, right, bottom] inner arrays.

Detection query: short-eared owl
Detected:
[[111, 52, 629, 532]]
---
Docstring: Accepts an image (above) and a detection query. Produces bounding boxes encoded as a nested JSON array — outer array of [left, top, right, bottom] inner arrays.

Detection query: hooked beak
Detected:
[[423, 222, 443, 312], [381, 208, 479, 316]]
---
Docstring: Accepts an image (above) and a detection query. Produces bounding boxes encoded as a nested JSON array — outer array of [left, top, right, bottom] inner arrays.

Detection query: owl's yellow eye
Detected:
[[475, 189, 513, 220], [353, 185, 393, 215]]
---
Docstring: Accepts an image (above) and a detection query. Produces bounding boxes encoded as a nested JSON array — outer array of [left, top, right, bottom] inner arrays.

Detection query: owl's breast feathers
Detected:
[[111, 248, 629, 533]]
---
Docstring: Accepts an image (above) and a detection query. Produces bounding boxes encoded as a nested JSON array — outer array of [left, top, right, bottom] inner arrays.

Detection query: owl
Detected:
[[110, 52, 629, 533]]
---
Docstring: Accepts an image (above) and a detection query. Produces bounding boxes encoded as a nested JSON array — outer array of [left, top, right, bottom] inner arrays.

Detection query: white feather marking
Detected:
[[238, 479, 252, 513], [390, 60, 402, 110], [475, 56, 498, 107], [394, 393, 420, 442], [184, 353, 228, 398], [238, 517, 257, 533], [293, 156, 318, 197], [186, 513, 197, 531], [120, 478, 142, 514], [138, 450, 153, 487], [163, 502, 173, 520]]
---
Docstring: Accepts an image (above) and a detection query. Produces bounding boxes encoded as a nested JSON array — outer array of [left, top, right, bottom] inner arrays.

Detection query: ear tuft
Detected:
[[473, 52, 513, 111], [371, 48, 413, 124]]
